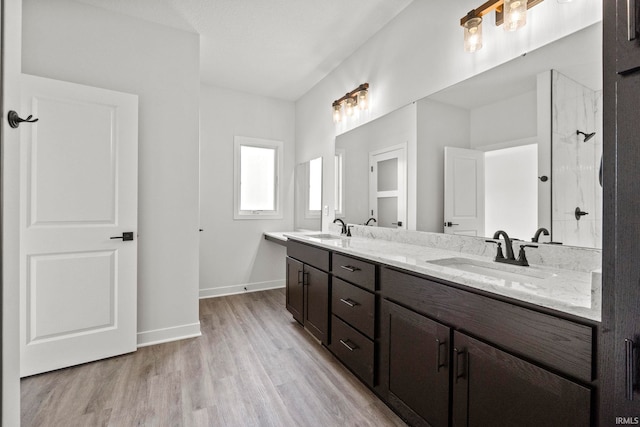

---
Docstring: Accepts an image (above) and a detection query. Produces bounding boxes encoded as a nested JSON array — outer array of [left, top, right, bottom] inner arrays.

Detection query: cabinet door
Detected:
[[610, 70, 640, 417], [452, 331, 591, 427], [617, 0, 640, 74], [304, 264, 329, 344], [286, 257, 304, 324], [382, 300, 450, 427]]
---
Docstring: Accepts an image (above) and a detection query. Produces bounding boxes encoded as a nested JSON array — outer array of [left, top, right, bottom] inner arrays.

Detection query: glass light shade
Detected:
[[357, 89, 369, 110], [345, 98, 356, 116], [504, 0, 527, 32], [333, 104, 342, 122], [463, 17, 483, 53]]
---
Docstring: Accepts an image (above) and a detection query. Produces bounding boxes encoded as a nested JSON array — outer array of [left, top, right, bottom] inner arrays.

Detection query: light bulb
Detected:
[[357, 89, 369, 110], [332, 104, 342, 122], [463, 17, 483, 53], [345, 98, 355, 116], [504, 0, 527, 32]]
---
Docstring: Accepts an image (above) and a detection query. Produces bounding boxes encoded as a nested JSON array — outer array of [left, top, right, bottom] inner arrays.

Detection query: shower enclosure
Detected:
[[551, 70, 602, 248]]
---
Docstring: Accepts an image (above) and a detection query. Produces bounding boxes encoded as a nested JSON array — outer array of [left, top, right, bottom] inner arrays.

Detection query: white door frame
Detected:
[[369, 143, 407, 229]]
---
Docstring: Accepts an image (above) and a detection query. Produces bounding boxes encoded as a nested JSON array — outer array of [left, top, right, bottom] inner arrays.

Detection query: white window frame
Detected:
[[234, 136, 283, 220]]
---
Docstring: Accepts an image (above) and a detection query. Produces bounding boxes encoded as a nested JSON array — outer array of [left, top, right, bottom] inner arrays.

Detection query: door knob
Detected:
[[444, 221, 459, 227], [391, 221, 403, 227], [110, 232, 134, 241]]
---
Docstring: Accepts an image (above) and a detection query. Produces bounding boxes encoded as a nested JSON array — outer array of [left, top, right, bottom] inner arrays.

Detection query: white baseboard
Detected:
[[199, 279, 285, 299], [136, 322, 202, 348]]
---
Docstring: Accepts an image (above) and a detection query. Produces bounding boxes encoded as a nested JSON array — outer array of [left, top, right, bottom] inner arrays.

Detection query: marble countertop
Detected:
[[284, 232, 600, 322]]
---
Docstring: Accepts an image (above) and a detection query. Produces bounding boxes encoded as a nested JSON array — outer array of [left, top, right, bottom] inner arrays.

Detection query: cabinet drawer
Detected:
[[332, 253, 376, 291], [330, 315, 374, 387], [287, 239, 329, 271], [332, 278, 375, 338], [381, 267, 594, 382]]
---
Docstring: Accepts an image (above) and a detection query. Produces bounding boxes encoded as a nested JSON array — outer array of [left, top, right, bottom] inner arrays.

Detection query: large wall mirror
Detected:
[[335, 22, 602, 249]]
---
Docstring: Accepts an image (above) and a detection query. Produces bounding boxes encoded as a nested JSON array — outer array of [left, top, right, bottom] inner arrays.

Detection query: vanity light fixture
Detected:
[[332, 83, 369, 123], [460, 0, 544, 52]]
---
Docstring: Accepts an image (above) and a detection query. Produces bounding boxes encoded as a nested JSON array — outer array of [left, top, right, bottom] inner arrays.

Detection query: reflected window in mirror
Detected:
[[305, 157, 322, 219], [335, 149, 345, 217]]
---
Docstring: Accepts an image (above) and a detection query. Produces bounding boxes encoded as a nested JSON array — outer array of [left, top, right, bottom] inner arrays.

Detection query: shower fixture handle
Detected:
[[575, 207, 589, 220]]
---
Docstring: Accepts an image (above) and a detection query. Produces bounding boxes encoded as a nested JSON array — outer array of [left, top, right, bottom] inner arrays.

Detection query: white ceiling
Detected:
[[73, 0, 414, 101]]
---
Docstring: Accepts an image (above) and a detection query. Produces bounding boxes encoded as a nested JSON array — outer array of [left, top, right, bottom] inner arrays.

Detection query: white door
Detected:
[[19, 74, 138, 377], [444, 147, 485, 236], [369, 144, 407, 229]]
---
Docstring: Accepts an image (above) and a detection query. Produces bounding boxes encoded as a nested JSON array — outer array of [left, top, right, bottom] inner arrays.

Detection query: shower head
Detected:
[[577, 130, 596, 142]]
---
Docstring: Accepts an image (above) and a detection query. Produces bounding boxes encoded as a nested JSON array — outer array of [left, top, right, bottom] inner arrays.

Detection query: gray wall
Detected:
[[22, 0, 201, 344]]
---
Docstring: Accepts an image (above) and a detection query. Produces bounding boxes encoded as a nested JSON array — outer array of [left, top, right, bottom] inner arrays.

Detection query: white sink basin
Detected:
[[304, 233, 343, 240], [426, 257, 556, 282]]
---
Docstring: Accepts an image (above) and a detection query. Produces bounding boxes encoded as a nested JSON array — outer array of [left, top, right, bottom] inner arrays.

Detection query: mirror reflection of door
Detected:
[[444, 144, 538, 239], [369, 144, 407, 229], [444, 147, 485, 236]]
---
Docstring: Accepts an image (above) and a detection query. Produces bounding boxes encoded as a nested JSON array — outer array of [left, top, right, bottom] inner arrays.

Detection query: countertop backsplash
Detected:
[[330, 224, 602, 273]]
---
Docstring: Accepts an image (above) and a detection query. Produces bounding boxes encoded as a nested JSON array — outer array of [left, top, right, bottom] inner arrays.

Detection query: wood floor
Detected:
[[21, 288, 406, 426]]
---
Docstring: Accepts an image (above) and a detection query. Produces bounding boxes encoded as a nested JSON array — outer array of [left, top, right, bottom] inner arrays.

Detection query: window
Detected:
[[234, 136, 283, 219], [305, 157, 322, 218], [334, 149, 345, 217]]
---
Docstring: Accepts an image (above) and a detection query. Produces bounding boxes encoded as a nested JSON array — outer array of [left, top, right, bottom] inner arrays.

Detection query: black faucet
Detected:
[[491, 230, 515, 260], [531, 227, 550, 242], [365, 217, 377, 226], [487, 230, 537, 267], [333, 218, 347, 235]]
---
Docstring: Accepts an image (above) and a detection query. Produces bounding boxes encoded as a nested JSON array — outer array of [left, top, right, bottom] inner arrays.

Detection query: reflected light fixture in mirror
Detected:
[[460, 0, 544, 52], [332, 83, 369, 123]]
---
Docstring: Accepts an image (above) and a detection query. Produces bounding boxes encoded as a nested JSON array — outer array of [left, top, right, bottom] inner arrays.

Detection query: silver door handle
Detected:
[[629, 0, 637, 41]]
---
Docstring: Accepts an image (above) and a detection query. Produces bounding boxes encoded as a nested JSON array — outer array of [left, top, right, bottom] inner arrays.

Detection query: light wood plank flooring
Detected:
[[21, 288, 406, 426]]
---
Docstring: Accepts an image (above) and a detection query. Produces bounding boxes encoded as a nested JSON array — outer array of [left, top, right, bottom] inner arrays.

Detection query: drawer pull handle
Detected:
[[340, 265, 360, 273], [340, 339, 358, 351], [454, 348, 466, 383], [629, 0, 637, 41], [339, 298, 358, 308], [436, 338, 446, 372], [626, 338, 635, 401]]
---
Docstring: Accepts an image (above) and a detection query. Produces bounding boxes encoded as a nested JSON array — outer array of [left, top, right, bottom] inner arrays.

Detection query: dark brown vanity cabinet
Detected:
[[286, 240, 330, 344], [452, 331, 591, 427], [380, 300, 450, 427], [379, 267, 596, 427], [286, 256, 304, 323], [329, 253, 377, 387]]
